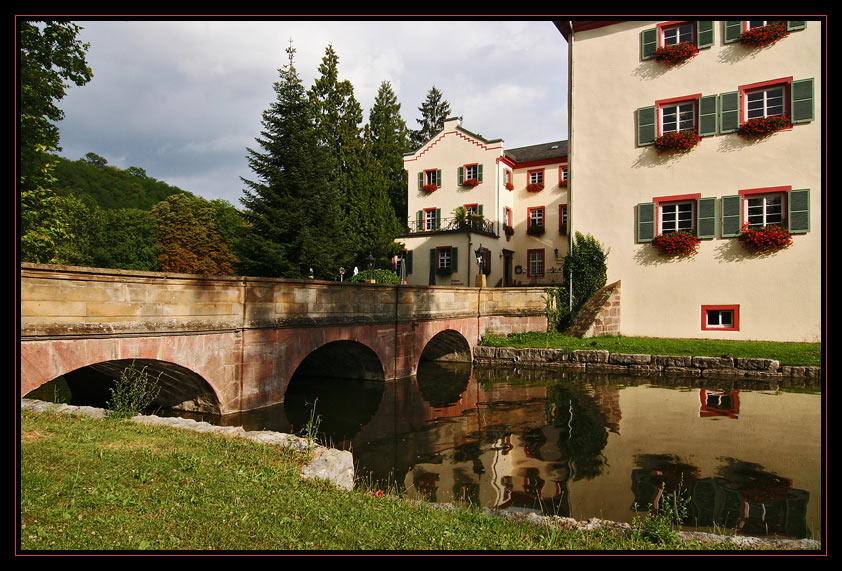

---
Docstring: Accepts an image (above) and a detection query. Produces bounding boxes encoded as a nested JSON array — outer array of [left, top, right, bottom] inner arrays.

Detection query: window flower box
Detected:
[[738, 224, 793, 254], [526, 224, 545, 236], [653, 41, 699, 64], [651, 230, 701, 257], [738, 116, 792, 139], [526, 182, 544, 192], [558, 180, 568, 188], [740, 21, 789, 47], [435, 266, 453, 277], [505, 182, 514, 191], [461, 178, 479, 188], [422, 183, 437, 193], [503, 224, 514, 238], [653, 130, 701, 154]]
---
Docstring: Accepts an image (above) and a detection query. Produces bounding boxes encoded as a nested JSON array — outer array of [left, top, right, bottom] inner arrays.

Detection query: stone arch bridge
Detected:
[[20, 263, 547, 415]]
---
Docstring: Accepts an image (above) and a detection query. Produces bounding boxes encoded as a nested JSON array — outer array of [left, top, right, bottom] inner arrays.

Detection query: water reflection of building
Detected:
[[699, 389, 740, 419]]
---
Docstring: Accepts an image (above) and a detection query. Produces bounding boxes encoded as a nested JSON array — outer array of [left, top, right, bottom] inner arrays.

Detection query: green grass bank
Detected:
[[19, 409, 811, 553], [480, 332, 822, 368]]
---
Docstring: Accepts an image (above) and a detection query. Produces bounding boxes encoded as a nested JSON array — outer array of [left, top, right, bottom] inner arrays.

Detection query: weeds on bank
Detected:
[[106, 361, 161, 419]]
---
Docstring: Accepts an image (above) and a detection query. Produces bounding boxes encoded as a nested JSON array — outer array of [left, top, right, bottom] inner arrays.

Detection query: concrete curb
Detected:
[[20, 399, 355, 491]]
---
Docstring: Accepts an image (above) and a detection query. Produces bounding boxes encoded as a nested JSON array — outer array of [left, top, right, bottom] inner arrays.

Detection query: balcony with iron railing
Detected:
[[402, 215, 498, 237]]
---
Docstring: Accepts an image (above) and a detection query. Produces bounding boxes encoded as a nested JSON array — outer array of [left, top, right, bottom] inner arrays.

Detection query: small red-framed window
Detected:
[[739, 186, 790, 228], [701, 305, 740, 331], [504, 206, 513, 227], [654, 193, 700, 234], [463, 163, 479, 182], [527, 206, 545, 228], [423, 207, 437, 231], [739, 77, 792, 124], [658, 21, 695, 47], [559, 166, 569, 184], [528, 169, 544, 185], [527, 249, 545, 278], [424, 169, 439, 187], [436, 246, 453, 269], [656, 94, 702, 135]]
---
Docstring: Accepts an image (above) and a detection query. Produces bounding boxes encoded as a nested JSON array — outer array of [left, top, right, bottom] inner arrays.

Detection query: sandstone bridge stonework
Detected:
[[20, 263, 547, 415]]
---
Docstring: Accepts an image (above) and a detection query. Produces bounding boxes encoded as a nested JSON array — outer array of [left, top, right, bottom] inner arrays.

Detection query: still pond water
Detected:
[[31, 361, 823, 540], [189, 361, 822, 541]]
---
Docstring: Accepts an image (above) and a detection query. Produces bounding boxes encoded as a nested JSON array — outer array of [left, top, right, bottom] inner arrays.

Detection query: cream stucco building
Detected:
[[398, 117, 570, 288], [556, 20, 822, 342]]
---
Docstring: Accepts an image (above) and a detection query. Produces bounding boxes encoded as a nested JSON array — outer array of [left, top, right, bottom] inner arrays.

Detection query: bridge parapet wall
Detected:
[[21, 263, 547, 338]]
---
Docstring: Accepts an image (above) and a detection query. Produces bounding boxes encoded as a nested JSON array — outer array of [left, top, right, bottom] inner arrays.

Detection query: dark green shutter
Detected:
[[418, 172, 423, 190], [457, 166, 464, 185], [791, 78, 814, 124], [720, 195, 742, 237], [640, 27, 657, 60], [406, 250, 413, 274], [430, 248, 436, 270], [787, 21, 807, 31], [697, 197, 717, 239], [477, 204, 483, 216], [435, 208, 441, 230], [788, 189, 810, 234], [435, 169, 442, 187], [416, 210, 422, 231], [636, 202, 656, 243], [719, 91, 740, 134], [696, 21, 715, 48], [477, 164, 483, 183], [636, 106, 656, 146], [723, 21, 743, 43], [698, 95, 718, 136], [450, 247, 458, 272], [483, 250, 491, 276]]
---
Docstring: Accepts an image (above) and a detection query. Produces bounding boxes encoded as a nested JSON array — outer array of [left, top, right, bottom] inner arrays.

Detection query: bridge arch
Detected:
[[419, 328, 473, 364], [25, 358, 223, 415], [290, 339, 386, 383]]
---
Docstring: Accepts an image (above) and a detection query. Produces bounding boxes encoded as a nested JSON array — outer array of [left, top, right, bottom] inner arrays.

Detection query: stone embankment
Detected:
[[474, 346, 821, 381], [19, 399, 354, 491]]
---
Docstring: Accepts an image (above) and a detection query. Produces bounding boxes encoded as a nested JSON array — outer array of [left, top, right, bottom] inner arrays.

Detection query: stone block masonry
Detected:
[[473, 345, 821, 381]]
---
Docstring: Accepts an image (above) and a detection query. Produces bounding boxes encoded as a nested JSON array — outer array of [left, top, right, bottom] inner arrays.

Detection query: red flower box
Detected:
[[462, 178, 479, 188], [526, 182, 544, 192], [738, 224, 793, 254], [422, 183, 437, 193], [738, 116, 792, 139], [651, 230, 701, 257], [653, 41, 699, 64], [740, 21, 789, 47], [559, 180, 568, 188], [505, 182, 514, 191], [653, 130, 701, 154]]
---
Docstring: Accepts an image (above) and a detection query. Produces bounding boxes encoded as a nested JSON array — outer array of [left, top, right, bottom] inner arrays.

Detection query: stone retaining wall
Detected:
[[473, 345, 822, 380]]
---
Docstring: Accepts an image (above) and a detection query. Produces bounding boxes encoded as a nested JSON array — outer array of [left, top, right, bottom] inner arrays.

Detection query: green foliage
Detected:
[[19, 21, 93, 194], [631, 483, 691, 546], [348, 268, 400, 284], [51, 155, 190, 210], [106, 361, 162, 419], [89, 208, 159, 271], [411, 85, 451, 149]]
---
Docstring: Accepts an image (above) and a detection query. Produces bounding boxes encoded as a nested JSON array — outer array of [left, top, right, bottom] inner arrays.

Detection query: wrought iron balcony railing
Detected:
[[405, 216, 497, 236]]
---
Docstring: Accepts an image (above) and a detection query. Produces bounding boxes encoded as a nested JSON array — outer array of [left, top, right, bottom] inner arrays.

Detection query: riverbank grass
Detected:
[[21, 409, 769, 552], [481, 332, 821, 367]]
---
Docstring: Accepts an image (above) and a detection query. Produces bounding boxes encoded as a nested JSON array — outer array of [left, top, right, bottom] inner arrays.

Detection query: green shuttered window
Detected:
[[640, 28, 657, 60], [636, 106, 657, 146], [698, 95, 718, 136], [636, 202, 656, 242], [696, 21, 715, 48], [791, 78, 815, 124], [696, 197, 717, 239], [720, 195, 743, 237], [719, 91, 740, 134]]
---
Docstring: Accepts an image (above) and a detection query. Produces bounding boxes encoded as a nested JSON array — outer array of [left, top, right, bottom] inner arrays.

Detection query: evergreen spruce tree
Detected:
[[411, 85, 452, 150], [239, 43, 350, 279], [366, 81, 411, 226]]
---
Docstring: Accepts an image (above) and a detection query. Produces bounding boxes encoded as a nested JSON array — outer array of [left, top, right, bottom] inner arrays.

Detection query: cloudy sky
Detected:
[[56, 18, 569, 206]]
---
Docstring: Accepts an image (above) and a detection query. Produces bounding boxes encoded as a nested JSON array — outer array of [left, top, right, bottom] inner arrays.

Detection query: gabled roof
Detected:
[[504, 140, 568, 163]]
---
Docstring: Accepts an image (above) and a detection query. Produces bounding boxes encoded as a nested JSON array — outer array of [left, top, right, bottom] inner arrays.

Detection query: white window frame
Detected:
[[659, 200, 695, 234], [529, 170, 544, 185], [528, 249, 544, 278], [746, 86, 786, 121], [662, 22, 693, 46], [561, 167, 569, 181], [424, 170, 437, 186], [528, 206, 545, 228], [464, 164, 478, 181], [745, 192, 785, 228], [661, 101, 696, 134], [706, 309, 734, 328], [424, 208, 437, 231], [437, 247, 452, 269]]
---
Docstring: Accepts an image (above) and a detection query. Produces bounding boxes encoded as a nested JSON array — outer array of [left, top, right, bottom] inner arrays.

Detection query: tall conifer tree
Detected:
[[366, 81, 411, 226], [239, 43, 350, 279], [411, 85, 451, 149]]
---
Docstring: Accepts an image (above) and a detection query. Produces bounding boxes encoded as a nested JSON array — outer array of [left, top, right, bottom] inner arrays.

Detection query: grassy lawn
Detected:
[[19, 409, 776, 552], [481, 332, 822, 367]]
